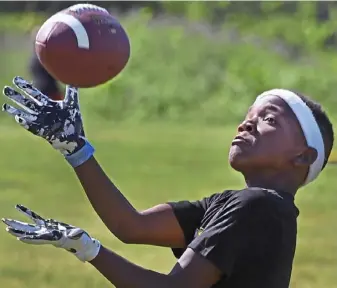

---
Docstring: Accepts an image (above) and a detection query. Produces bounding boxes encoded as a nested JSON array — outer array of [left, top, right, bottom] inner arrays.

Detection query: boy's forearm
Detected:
[[89, 245, 175, 288], [74, 157, 141, 242]]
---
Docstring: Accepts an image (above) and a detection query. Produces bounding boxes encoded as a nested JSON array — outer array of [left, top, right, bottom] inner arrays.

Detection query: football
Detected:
[[35, 3, 130, 88]]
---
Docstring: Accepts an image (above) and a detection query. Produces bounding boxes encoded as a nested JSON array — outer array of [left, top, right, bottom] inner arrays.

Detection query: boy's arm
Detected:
[[90, 246, 221, 288], [75, 157, 190, 247], [3, 207, 221, 288]]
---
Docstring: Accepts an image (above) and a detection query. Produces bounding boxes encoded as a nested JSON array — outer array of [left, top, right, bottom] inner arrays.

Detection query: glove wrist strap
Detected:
[[76, 238, 101, 262], [65, 139, 95, 168], [84, 238, 101, 262]]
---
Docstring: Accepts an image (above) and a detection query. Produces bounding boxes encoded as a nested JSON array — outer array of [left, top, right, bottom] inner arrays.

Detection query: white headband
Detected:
[[254, 89, 325, 186]]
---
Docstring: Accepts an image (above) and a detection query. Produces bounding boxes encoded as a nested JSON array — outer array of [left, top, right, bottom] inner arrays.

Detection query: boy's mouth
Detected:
[[231, 135, 251, 146]]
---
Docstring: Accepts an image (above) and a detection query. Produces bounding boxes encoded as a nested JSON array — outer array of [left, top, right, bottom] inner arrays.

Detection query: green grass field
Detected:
[[1, 9, 337, 287], [0, 119, 336, 288]]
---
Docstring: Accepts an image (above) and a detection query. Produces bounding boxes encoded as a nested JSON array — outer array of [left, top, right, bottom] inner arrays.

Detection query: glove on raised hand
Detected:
[[2, 76, 95, 167]]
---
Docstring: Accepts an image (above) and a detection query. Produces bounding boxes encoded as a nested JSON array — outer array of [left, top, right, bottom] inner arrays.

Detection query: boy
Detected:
[[1, 77, 334, 288]]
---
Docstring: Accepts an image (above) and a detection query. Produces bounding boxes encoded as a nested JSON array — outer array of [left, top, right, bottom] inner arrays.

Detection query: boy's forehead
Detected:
[[248, 95, 293, 115]]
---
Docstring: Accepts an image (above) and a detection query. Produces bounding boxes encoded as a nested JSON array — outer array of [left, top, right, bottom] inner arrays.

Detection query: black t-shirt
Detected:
[[168, 187, 299, 288]]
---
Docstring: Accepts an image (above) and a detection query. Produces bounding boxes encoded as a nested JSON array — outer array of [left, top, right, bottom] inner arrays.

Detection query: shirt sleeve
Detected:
[[188, 191, 279, 276], [167, 194, 219, 258]]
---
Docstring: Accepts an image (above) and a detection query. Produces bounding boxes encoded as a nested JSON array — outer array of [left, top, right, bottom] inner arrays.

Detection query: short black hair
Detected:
[[293, 92, 334, 170]]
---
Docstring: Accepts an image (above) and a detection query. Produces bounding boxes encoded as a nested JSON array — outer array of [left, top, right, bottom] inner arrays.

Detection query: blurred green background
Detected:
[[0, 1, 336, 287]]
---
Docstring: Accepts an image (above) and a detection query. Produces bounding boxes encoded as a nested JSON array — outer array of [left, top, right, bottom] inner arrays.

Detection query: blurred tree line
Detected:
[[1, 1, 337, 48], [0, 1, 333, 23]]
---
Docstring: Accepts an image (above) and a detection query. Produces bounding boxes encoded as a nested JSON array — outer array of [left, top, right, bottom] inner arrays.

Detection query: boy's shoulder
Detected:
[[208, 187, 298, 214]]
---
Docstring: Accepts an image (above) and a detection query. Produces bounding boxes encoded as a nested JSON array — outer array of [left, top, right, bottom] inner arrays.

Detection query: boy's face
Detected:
[[229, 95, 309, 174]]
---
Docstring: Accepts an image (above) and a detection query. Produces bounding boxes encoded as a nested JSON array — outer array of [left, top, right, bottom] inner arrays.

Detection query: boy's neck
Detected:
[[244, 171, 299, 196]]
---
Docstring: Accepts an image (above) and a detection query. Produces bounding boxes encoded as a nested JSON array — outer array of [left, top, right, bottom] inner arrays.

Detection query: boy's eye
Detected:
[[264, 116, 276, 124]]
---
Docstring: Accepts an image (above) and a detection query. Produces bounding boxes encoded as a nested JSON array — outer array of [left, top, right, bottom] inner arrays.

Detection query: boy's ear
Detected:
[[293, 147, 317, 167]]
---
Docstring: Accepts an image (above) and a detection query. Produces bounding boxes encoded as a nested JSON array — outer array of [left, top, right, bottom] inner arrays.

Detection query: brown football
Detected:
[[35, 3, 130, 88]]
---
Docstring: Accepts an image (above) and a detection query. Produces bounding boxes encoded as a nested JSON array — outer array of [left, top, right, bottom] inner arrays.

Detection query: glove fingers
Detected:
[[2, 218, 39, 233], [2, 104, 36, 129], [15, 204, 46, 226], [3, 86, 40, 114], [13, 208, 75, 230], [48, 219, 75, 230], [64, 86, 79, 107], [6, 226, 38, 238], [13, 76, 50, 105], [2, 103, 33, 119], [19, 230, 63, 245], [67, 228, 87, 240]]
